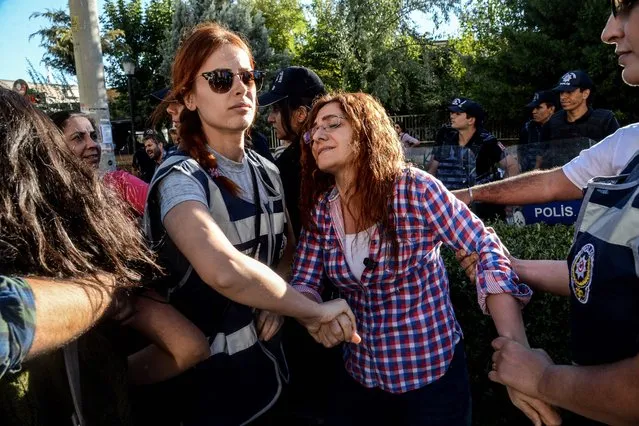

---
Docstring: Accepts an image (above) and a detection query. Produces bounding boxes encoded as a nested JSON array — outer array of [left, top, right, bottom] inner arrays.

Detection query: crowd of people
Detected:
[[0, 1, 637, 425]]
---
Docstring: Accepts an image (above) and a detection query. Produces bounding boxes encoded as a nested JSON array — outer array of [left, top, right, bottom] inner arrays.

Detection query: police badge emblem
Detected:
[[571, 243, 595, 304], [560, 72, 577, 85]]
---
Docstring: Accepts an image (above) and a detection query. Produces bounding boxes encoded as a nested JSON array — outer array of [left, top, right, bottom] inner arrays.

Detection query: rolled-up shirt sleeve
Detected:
[[419, 174, 532, 314], [0, 276, 36, 379]]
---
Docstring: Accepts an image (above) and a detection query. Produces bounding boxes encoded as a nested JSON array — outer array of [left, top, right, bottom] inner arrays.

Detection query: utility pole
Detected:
[[68, 0, 116, 173], [121, 59, 137, 155]]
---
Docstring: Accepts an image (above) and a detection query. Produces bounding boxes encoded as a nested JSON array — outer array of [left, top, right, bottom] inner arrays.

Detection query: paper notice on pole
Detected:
[[99, 121, 116, 173], [100, 122, 113, 146]]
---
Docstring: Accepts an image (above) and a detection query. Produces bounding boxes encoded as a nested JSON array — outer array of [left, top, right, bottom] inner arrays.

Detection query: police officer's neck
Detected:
[[565, 103, 589, 123], [457, 126, 477, 146], [204, 127, 246, 162]]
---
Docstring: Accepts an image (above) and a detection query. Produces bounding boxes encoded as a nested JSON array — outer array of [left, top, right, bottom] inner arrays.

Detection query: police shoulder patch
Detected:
[[570, 243, 595, 304]]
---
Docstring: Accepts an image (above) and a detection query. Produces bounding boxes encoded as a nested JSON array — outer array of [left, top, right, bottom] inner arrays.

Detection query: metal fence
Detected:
[[392, 114, 521, 144], [266, 114, 521, 149]]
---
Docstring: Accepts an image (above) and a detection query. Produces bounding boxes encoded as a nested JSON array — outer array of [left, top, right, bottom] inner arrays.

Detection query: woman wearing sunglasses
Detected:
[[143, 23, 360, 426], [290, 91, 549, 426]]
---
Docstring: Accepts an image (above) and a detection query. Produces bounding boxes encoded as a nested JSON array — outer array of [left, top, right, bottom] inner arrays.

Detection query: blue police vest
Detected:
[[433, 127, 504, 190], [566, 152, 639, 425], [144, 149, 289, 426]]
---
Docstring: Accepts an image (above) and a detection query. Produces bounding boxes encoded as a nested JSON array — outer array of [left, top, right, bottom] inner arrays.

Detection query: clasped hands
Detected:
[[301, 298, 362, 347], [256, 298, 361, 347], [297, 299, 362, 348]]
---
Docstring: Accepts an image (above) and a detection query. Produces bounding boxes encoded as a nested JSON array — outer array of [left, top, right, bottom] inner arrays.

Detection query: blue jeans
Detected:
[[328, 341, 472, 426]]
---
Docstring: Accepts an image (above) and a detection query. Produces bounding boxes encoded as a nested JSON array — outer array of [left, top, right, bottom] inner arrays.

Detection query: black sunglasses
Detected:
[[611, 0, 636, 16], [201, 69, 265, 94]]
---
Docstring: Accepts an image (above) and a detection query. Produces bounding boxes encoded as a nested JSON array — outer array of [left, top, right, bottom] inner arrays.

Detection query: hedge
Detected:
[[444, 221, 574, 426]]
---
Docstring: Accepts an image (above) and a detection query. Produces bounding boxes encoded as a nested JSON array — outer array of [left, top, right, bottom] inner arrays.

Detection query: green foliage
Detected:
[[299, 0, 460, 114], [202, 0, 276, 69], [28, 9, 123, 77], [160, 0, 198, 78], [444, 221, 573, 425], [161, 0, 285, 81], [28, 9, 76, 75], [251, 0, 308, 56], [29, 0, 638, 126], [453, 0, 639, 125], [101, 0, 174, 124], [29, 1, 174, 127]]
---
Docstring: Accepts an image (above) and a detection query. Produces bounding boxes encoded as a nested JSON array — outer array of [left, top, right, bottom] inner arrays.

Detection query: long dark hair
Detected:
[[153, 22, 256, 194], [300, 92, 405, 257], [0, 88, 157, 287]]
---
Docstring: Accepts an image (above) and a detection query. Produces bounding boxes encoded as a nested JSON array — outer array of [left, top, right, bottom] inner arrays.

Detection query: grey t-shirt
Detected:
[[157, 147, 265, 222]]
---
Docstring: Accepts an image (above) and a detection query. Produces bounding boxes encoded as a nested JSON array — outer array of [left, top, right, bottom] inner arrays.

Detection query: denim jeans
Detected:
[[328, 340, 472, 426]]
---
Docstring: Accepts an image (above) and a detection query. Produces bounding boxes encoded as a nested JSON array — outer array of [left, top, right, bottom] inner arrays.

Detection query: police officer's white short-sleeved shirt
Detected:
[[563, 122, 639, 189]]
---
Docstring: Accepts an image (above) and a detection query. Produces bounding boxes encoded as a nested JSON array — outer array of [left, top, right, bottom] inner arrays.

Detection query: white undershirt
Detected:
[[343, 227, 374, 280]]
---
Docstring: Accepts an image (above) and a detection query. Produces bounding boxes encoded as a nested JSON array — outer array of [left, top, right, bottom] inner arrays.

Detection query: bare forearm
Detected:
[[215, 254, 323, 320], [486, 293, 528, 347], [27, 277, 115, 358], [128, 344, 190, 385], [451, 187, 471, 204], [125, 293, 209, 385], [512, 259, 570, 296], [166, 203, 325, 322], [463, 168, 582, 205], [539, 357, 639, 425]]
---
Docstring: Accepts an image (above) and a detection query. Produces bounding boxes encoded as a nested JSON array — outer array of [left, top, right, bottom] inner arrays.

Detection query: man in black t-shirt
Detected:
[[132, 142, 156, 183], [542, 70, 619, 144]]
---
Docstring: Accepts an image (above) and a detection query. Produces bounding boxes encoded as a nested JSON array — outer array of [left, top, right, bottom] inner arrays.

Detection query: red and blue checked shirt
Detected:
[[291, 167, 531, 394]]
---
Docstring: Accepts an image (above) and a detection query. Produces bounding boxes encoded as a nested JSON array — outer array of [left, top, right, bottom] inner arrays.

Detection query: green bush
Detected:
[[444, 221, 574, 426]]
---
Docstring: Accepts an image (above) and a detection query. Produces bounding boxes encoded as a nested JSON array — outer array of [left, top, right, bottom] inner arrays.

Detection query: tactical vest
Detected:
[[546, 108, 616, 143], [144, 149, 289, 426], [567, 152, 639, 425], [433, 127, 504, 190]]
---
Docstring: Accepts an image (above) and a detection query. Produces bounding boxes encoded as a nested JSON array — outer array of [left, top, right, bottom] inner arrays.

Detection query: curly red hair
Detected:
[[299, 92, 405, 253]]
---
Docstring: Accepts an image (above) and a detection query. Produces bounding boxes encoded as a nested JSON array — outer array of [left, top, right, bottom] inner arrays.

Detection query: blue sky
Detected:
[[0, 0, 458, 83], [0, 0, 105, 82]]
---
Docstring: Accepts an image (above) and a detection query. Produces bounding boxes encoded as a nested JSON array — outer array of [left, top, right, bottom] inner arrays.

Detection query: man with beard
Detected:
[[143, 130, 165, 170]]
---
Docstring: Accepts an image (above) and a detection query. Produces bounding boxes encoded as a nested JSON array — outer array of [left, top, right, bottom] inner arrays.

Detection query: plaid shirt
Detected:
[[291, 167, 531, 393], [0, 276, 36, 379]]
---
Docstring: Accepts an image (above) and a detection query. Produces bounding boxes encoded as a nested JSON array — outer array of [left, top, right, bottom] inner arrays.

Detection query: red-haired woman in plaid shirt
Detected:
[[292, 92, 559, 426]]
